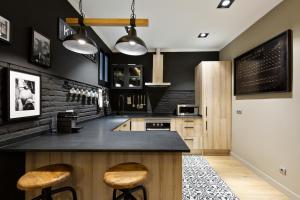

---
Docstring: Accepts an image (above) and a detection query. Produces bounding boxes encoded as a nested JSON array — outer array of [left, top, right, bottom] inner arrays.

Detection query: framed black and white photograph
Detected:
[[0, 15, 11, 43], [31, 29, 51, 67], [7, 69, 41, 120]]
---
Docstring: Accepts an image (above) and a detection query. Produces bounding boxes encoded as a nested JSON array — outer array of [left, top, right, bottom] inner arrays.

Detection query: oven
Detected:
[[145, 119, 171, 131]]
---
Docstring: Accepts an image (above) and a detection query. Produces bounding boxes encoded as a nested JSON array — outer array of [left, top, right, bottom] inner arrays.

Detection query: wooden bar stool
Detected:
[[104, 162, 148, 200], [17, 164, 77, 200]]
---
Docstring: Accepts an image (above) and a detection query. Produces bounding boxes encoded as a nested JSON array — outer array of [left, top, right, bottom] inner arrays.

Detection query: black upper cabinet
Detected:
[[111, 64, 143, 89]]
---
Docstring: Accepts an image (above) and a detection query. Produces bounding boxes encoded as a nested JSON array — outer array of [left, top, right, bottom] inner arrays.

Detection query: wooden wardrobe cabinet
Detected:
[[195, 61, 232, 155]]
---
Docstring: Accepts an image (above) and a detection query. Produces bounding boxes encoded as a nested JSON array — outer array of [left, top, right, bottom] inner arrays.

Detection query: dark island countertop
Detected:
[[0, 116, 190, 152]]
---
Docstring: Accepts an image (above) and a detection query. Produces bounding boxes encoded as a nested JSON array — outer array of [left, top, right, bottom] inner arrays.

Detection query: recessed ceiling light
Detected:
[[217, 0, 234, 8], [222, 0, 231, 6], [198, 33, 209, 38]]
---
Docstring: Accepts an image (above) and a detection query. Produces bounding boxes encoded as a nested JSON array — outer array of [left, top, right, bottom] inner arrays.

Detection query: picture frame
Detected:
[[0, 14, 11, 43], [234, 30, 292, 95], [30, 29, 51, 67], [58, 18, 76, 41], [58, 18, 96, 63], [7, 69, 41, 121]]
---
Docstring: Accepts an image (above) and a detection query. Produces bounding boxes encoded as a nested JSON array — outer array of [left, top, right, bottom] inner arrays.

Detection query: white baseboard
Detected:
[[231, 152, 300, 200]]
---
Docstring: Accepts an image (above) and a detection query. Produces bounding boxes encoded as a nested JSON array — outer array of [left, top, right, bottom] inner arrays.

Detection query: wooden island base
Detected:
[[25, 152, 182, 200]]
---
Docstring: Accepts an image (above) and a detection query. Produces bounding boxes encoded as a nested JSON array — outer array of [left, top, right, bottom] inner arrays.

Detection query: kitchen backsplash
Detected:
[[149, 90, 195, 114], [110, 89, 194, 114], [0, 61, 111, 146]]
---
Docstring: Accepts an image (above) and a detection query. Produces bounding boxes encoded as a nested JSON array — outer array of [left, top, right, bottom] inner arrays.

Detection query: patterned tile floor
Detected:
[[183, 155, 239, 200]]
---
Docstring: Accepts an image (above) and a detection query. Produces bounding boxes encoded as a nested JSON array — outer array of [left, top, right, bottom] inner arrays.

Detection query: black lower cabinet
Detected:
[[0, 152, 25, 200]]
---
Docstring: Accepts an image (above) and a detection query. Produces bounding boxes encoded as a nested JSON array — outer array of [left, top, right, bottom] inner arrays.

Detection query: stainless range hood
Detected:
[[145, 49, 171, 87]]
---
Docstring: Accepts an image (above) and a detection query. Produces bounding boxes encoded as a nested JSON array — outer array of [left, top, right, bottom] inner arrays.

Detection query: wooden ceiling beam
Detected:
[[65, 18, 149, 27]]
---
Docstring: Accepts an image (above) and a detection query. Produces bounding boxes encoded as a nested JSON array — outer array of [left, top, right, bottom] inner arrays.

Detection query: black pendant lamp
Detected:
[[63, 0, 98, 55], [115, 0, 147, 56]]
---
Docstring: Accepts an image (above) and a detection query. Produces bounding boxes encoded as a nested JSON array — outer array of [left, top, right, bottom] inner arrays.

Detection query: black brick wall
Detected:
[[110, 52, 218, 114], [0, 61, 111, 146], [0, 0, 111, 86], [148, 90, 195, 114]]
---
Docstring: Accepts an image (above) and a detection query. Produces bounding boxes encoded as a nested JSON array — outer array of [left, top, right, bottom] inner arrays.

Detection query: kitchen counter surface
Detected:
[[0, 116, 190, 152], [113, 113, 202, 118]]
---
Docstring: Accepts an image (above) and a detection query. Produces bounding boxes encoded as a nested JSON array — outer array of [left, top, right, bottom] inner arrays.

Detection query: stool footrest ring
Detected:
[[113, 185, 147, 200]]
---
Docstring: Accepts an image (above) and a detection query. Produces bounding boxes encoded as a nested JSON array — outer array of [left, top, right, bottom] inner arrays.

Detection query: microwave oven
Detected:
[[177, 104, 199, 116]]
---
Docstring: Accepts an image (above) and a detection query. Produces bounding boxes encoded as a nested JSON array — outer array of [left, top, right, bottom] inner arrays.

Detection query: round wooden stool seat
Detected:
[[17, 164, 73, 190], [103, 162, 148, 190]]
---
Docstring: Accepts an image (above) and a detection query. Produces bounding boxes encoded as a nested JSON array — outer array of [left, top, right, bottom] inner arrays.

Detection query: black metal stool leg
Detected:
[[141, 185, 147, 200], [122, 189, 137, 200], [113, 189, 117, 200], [114, 185, 147, 200], [41, 187, 52, 200], [129, 185, 147, 200], [32, 187, 53, 200], [32, 186, 77, 200], [50, 186, 77, 200], [32, 195, 43, 200], [128, 194, 137, 200]]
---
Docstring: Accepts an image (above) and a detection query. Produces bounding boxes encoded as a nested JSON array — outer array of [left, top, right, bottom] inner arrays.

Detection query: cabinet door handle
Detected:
[[184, 126, 194, 129], [123, 124, 127, 127], [184, 120, 194, 122], [206, 121, 208, 131], [206, 106, 208, 117]]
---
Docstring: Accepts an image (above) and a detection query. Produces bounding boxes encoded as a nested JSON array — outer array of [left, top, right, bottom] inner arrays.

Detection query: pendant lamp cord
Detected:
[[79, 0, 85, 18], [78, 0, 136, 27], [130, 0, 136, 27]]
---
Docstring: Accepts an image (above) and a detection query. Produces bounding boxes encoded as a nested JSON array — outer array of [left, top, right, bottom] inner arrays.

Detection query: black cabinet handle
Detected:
[[206, 121, 208, 131], [184, 126, 194, 129], [206, 106, 208, 117], [184, 120, 194, 123]]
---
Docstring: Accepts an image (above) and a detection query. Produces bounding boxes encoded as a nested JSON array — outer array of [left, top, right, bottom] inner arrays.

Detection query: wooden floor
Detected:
[[205, 156, 289, 200]]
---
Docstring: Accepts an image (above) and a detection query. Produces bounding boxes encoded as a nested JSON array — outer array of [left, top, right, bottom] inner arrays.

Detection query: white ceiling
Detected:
[[68, 0, 283, 52]]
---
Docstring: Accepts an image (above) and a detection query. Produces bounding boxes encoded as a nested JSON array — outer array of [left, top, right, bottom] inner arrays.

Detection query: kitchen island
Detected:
[[1, 116, 189, 200]]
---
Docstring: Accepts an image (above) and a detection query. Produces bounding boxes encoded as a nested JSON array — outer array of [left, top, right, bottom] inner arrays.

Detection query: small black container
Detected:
[[57, 112, 82, 133]]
